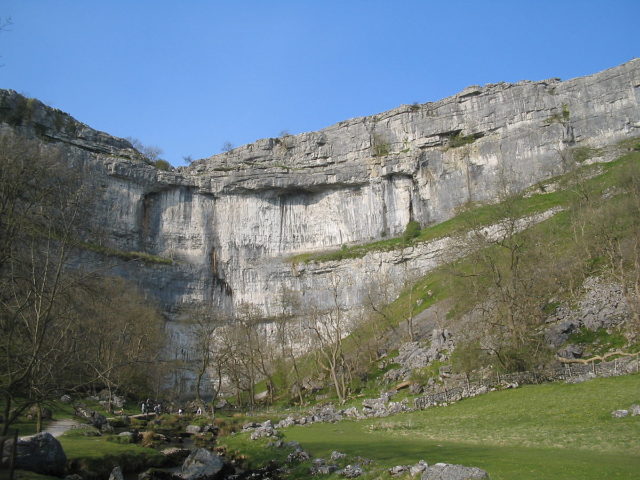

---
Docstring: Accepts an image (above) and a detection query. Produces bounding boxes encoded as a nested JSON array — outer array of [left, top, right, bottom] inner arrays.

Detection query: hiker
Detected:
[[196, 406, 202, 415], [141, 402, 146, 414]]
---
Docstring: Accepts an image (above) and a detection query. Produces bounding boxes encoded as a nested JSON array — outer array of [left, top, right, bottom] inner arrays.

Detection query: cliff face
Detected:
[[1, 59, 639, 327]]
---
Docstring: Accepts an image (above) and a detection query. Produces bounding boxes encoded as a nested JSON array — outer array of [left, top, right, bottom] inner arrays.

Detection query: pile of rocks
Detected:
[[242, 420, 280, 440], [383, 330, 455, 384]]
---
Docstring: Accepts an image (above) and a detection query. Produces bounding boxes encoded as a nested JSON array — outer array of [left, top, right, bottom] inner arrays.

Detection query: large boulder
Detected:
[[421, 463, 489, 480], [11, 432, 67, 476], [181, 448, 225, 480], [109, 466, 124, 480]]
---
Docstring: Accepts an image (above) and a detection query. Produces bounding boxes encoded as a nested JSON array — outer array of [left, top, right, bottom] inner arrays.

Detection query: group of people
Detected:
[[140, 399, 163, 415], [141, 398, 205, 416]]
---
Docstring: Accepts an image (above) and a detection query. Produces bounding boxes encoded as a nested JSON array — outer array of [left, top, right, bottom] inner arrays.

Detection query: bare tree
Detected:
[[304, 275, 352, 403]]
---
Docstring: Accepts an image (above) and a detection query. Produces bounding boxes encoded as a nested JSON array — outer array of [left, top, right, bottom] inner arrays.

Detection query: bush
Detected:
[[403, 221, 421, 242], [153, 159, 172, 171]]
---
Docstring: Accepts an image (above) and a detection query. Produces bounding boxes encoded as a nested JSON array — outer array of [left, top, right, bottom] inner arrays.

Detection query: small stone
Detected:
[[611, 409, 629, 418]]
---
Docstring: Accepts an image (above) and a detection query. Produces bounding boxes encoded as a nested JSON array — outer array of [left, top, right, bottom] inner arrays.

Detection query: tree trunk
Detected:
[[2, 395, 11, 435], [35, 403, 42, 433]]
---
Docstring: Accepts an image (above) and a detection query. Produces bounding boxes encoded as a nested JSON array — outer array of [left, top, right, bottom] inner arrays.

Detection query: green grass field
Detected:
[[221, 375, 640, 479]]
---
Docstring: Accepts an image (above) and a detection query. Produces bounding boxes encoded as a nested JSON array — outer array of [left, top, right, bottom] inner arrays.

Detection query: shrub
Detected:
[[153, 159, 172, 171], [403, 221, 421, 242]]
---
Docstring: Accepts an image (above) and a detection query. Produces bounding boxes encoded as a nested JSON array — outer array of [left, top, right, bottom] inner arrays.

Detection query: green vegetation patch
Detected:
[[568, 327, 628, 356], [60, 429, 166, 479], [447, 132, 482, 149], [571, 146, 603, 163], [545, 104, 570, 124], [80, 241, 173, 265], [279, 375, 640, 480]]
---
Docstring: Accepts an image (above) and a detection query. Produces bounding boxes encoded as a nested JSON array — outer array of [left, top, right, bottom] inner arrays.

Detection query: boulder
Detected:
[[249, 424, 278, 440], [631, 404, 640, 416], [11, 432, 67, 476], [421, 462, 489, 480], [557, 344, 583, 360], [181, 448, 225, 480], [186, 425, 202, 434], [339, 464, 363, 478], [27, 405, 53, 421], [287, 450, 310, 463], [75, 405, 108, 428], [276, 416, 297, 428], [310, 459, 339, 475], [330, 451, 347, 461], [611, 409, 629, 418], [109, 466, 124, 480], [410, 460, 429, 476], [60, 394, 73, 404]]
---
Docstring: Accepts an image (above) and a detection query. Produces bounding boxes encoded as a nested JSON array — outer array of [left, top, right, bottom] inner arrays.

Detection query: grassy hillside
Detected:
[[220, 374, 640, 479]]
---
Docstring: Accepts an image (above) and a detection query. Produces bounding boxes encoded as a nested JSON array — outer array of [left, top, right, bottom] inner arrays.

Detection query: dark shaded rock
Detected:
[[161, 447, 190, 466], [12, 432, 67, 476], [109, 466, 124, 480], [138, 468, 181, 480], [557, 344, 583, 359]]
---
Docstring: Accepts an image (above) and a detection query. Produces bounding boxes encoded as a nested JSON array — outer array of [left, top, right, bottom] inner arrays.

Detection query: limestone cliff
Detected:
[[1, 59, 639, 334]]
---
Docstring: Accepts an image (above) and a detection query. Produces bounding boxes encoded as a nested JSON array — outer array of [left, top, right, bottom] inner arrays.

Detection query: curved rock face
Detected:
[[1, 59, 639, 335]]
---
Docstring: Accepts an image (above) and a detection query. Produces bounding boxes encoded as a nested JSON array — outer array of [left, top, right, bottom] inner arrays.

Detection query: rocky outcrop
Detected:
[[1, 60, 639, 353]]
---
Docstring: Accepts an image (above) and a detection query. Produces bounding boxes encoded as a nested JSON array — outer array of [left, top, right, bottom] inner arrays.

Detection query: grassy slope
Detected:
[[272, 375, 640, 479]]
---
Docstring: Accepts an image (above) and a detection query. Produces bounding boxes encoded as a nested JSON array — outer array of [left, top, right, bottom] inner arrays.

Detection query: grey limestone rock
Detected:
[[185, 425, 202, 434], [181, 448, 225, 480], [287, 449, 310, 463], [410, 460, 429, 476], [611, 409, 629, 418], [109, 466, 124, 480], [339, 464, 363, 478], [421, 462, 489, 480], [330, 451, 347, 461]]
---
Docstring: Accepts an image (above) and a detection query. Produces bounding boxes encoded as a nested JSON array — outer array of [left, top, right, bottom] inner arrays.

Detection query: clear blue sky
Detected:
[[2, 1, 639, 166]]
